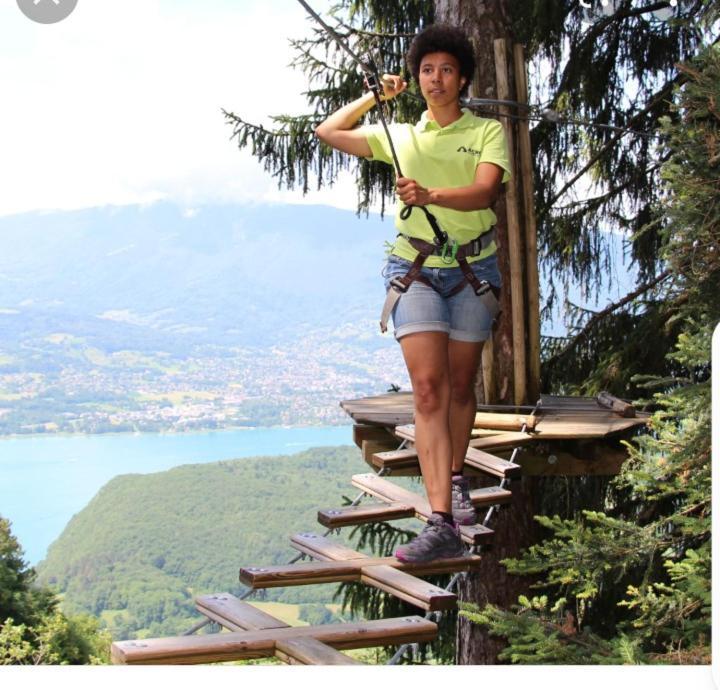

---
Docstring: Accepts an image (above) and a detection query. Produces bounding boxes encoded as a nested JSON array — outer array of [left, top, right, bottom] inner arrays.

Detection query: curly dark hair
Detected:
[[406, 24, 475, 97]]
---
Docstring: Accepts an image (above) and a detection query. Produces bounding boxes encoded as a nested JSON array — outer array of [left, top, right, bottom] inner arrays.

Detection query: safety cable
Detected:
[[296, 0, 448, 247]]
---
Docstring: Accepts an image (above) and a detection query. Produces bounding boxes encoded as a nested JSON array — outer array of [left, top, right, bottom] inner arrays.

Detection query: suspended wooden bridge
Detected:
[[110, 391, 647, 665]]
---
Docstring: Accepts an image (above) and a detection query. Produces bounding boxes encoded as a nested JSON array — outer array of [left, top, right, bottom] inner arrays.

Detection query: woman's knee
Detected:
[[449, 376, 475, 406], [412, 375, 448, 415]]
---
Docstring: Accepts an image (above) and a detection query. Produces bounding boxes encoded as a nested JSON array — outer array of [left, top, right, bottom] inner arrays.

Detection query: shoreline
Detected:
[[0, 422, 351, 442]]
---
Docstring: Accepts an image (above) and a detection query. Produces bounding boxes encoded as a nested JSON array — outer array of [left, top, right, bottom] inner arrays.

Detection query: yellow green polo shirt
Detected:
[[362, 108, 511, 267]]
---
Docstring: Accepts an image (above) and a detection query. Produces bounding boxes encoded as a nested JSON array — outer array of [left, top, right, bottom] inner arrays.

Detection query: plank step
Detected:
[[350, 473, 494, 545], [389, 425, 525, 478], [317, 502, 415, 528], [111, 616, 437, 665], [468, 431, 535, 452], [194, 593, 288, 632], [284, 532, 462, 611], [275, 637, 364, 665], [465, 447, 522, 479], [240, 553, 481, 588]]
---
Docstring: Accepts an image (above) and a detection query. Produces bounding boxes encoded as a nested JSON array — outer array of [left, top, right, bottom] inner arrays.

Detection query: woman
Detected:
[[316, 25, 511, 563]]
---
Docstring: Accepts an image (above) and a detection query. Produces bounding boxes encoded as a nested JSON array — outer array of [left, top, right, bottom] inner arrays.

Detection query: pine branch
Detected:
[[335, 19, 416, 39], [544, 269, 672, 367], [539, 78, 684, 218], [222, 111, 288, 139]]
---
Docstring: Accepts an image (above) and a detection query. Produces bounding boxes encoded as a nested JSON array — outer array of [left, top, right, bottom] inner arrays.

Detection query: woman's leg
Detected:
[[399, 330, 453, 513], [447, 339, 485, 472]]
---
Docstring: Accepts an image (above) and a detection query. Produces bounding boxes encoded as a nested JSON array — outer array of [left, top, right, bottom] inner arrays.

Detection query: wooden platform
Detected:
[[346, 391, 649, 478], [340, 392, 648, 440]]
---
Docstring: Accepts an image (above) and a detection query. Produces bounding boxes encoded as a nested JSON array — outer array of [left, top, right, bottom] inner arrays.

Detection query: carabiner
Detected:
[[441, 240, 459, 265]]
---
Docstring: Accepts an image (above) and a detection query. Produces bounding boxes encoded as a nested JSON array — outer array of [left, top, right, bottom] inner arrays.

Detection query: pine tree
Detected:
[[0, 517, 111, 665], [459, 43, 717, 665]]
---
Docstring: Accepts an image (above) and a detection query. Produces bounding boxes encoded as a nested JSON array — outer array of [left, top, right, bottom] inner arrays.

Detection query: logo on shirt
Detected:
[[457, 145, 482, 157]]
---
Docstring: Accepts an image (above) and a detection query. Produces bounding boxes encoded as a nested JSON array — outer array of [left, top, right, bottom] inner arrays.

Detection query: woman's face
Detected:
[[418, 51, 465, 108]]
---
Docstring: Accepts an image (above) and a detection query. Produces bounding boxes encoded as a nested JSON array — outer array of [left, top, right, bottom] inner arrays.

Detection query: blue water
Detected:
[[0, 426, 353, 565]]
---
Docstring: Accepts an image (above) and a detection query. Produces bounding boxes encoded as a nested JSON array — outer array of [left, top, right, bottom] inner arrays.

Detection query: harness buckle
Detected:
[[390, 277, 410, 293], [441, 240, 459, 265], [474, 279, 491, 297]]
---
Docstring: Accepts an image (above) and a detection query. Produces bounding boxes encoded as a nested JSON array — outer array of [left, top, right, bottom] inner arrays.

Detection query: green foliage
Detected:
[[0, 518, 110, 665], [460, 45, 718, 665], [36, 446, 382, 640]]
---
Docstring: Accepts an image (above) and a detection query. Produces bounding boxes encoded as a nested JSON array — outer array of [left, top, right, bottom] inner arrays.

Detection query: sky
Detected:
[[0, 0, 359, 217]]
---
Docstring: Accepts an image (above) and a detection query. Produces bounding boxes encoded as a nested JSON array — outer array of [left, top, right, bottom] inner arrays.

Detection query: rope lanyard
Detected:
[[295, 0, 449, 247]]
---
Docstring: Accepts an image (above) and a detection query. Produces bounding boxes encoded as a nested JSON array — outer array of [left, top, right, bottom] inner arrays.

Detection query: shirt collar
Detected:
[[416, 108, 472, 132]]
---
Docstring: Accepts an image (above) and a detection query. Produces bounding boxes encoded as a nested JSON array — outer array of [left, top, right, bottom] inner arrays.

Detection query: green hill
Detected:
[[36, 445, 380, 640]]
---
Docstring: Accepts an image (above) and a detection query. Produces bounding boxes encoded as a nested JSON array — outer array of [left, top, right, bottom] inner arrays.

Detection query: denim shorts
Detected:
[[382, 253, 502, 342]]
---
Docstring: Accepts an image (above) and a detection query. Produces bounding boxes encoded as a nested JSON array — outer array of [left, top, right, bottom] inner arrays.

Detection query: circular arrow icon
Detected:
[[17, 0, 78, 24]]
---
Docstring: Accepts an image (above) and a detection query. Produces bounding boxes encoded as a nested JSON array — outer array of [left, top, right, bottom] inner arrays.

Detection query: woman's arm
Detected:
[[314, 76, 406, 157], [396, 162, 505, 211]]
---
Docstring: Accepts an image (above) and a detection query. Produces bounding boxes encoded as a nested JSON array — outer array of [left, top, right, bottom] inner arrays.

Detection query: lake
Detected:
[[0, 425, 353, 565]]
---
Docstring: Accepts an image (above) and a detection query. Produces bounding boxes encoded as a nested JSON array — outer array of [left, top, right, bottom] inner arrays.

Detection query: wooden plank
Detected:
[[532, 413, 647, 439], [194, 593, 289, 632], [393, 424, 418, 443], [469, 485, 513, 507], [351, 474, 494, 545], [340, 393, 414, 427], [494, 37, 527, 406], [361, 439, 400, 471], [597, 391, 636, 418], [353, 424, 396, 447], [465, 447, 522, 479], [240, 554, 481, 588], [361, 565, 457, 611], [481, 336, 496, 404], [514, 42, 541, 403], [372, 447, 422, 470], [317, 502, 415, 528], [468, 431, 535, 451], [398, 424, 533, 453], [473, 412, 537, 431], [275, 637, 364, 665], [290, 532, 367, 562], [111, 616, 437, 665], [241, 561, 362, 588]]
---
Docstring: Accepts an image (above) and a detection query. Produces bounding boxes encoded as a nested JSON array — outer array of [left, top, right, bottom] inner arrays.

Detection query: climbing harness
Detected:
[[379, 229, 501, 333]]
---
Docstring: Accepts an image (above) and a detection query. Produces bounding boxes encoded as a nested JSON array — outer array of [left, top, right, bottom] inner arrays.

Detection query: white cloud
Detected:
[[0, 0, 359, 216]]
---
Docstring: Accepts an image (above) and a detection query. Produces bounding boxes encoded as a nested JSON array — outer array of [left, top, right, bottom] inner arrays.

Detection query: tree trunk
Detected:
[[435, 0, 519, 409], [433, 0, 536, 664], [455, 475, 539, 664]]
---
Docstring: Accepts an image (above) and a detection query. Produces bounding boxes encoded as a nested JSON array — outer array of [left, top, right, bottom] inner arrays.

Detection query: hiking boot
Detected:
[[451, 475, 476, 526], [394, 514, 465, 563]]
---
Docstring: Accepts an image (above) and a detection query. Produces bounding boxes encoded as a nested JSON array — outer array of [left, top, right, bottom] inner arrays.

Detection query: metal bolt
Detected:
[[548, 454, 558, 465]]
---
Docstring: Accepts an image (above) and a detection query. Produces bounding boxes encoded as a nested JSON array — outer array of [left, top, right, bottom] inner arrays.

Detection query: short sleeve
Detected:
[[478, 120, 512, 183], [360, 123, 395, 165]]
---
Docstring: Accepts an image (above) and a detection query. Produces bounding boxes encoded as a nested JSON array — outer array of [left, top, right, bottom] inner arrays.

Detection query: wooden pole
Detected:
[[481, 338, 495, 404], [493, 39, 527, 405], [513, 43, 542, 402]]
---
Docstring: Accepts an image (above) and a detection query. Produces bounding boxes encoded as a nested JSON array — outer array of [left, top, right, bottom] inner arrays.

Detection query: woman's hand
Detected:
[[366, 74, 407, 101], [396, 176, 431, 206]]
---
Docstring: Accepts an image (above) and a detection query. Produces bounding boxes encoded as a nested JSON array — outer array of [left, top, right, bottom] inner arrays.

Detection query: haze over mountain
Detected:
[[0, 202, 393, 351]]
